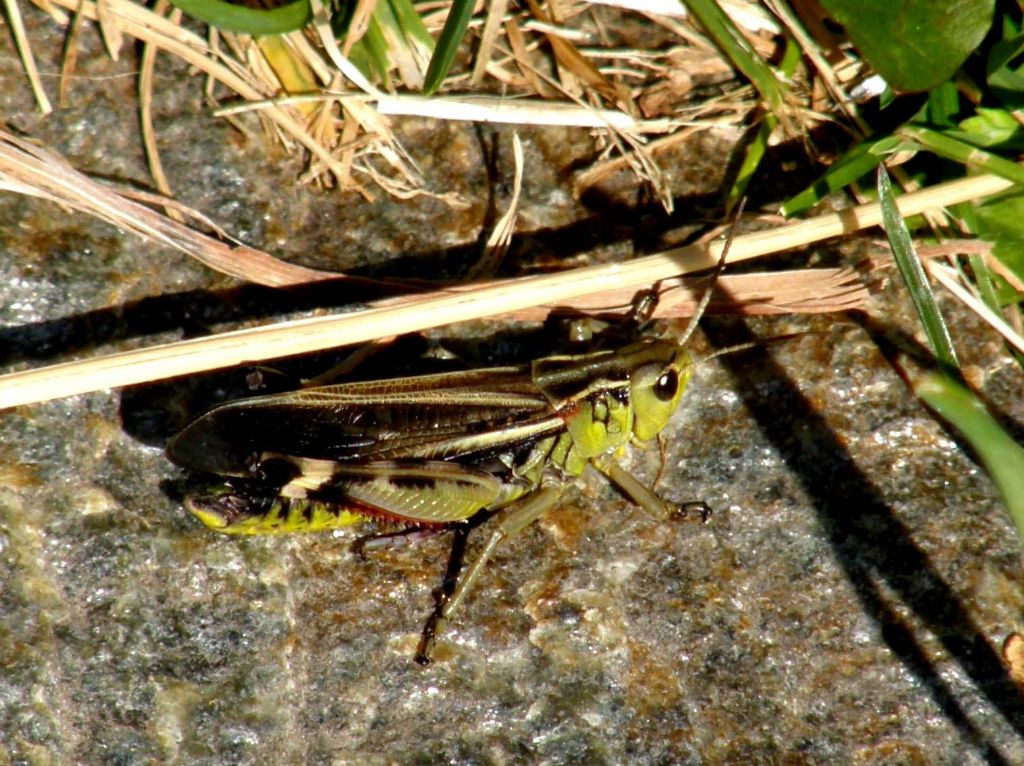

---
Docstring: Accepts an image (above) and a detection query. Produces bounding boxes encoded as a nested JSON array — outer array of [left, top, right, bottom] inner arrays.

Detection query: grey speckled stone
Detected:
[[3, 8, 1024, 766]]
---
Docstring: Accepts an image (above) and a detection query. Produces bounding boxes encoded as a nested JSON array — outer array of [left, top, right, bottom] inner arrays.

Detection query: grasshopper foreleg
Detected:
[[592, 456, 710, 523], [416, 484, 564, 664]]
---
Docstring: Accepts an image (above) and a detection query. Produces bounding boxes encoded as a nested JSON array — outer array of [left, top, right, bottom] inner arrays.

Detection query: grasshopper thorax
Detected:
[[530, 336, 692, 453]]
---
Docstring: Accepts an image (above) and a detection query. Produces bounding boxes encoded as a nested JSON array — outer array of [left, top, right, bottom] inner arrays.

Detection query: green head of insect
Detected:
[[624, 241, 731, 441], [626, 339, 693, 442]]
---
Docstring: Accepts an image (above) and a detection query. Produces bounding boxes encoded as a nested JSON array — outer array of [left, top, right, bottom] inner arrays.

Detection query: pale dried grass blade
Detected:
[[471, 0, 511, 84], [915, 240, 991, 260], [523, 0, 635, 112], [589, 0, 782, 30], [765, 0, 864, 128], [211, 91, 655, 132], [308, 0, 382, 97], [575, 127, 699, 193], [5, 0, 53, 114], [495, 268, 869, 320], [30, 0, 69, 23], [58, 0, 87, 108], [448, 37, 673, 203], [343, 96, 425, 191], [586, 0, 687, 17], [504, 15, 549, 96], [331, 106, 363, 193], [929, 262, 1024, 356], [95, 0, 124, 60], [341, 0, 376, 56], [374, 6, 430, 89], [0, 128, 336, 286], [139, 0, 176, 199], [984, 252, 1024, 294], [467, 131, 525, 279], [284, 27, 334, 85], [375, 93, 639, 128], [34, 0, 358, 186]]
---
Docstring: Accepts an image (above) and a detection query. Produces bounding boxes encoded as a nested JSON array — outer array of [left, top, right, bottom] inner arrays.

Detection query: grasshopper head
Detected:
[[629, 341, 692, 442]]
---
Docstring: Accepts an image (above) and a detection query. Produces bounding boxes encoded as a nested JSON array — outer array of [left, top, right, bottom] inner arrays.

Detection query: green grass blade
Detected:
[[915, 370, 1024, 542], [726, 38, 800, 211], [970, 252, 1001, 311], [362, 15, 394, 89], [877, 166, 960, 370], [899, 126, 1024, 185], [389, 0, 435, 51], [423, 0, 476, 94], [781, 139, 889, 217], [681, 0, 787, 114], [727, 115, 775, 214]]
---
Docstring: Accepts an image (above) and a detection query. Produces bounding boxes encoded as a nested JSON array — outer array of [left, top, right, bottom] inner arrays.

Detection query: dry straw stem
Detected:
[[138, 0, 179, 199], [373, 94, 646, 129], [471, 0, 512, 84], [221, 93, 659, 131], [467, 132, 526, 279], [0, 171, 1014, 409]]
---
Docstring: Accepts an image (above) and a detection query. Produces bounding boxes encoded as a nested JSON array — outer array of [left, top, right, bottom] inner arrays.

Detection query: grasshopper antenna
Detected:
[[675, 199, 746, 349], [691, 332, 815, 368]]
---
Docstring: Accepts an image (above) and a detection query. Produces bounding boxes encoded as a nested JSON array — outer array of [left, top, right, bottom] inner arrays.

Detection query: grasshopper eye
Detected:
[[654, 369, 678, 402]]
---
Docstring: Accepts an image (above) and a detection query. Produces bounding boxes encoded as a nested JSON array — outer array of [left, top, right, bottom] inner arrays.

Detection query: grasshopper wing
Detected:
[[167, 367, 552, 476]]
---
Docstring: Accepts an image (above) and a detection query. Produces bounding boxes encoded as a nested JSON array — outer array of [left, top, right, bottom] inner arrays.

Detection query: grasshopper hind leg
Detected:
[[415, 525, 471, 663], [413, 467, 710, 663], [416, 485, 564, 664]]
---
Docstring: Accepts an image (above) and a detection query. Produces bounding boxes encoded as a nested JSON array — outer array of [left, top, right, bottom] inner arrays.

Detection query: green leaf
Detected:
[[987, 31, 1024, 96], [915, 371, 1024, 543], [820, 0, 995, 92], [725, 38, 801, 211], [969, 252, 1001, 311], [952, 107, 1024, 148], [987, 32, 1024, 74], [974, 193, 1024, 285], [877, 166, 959, 370], [727, 116, 774, 214], [362, 15, 395, 89], [169, 0, 311, 35], [388, 0, 435, 51]]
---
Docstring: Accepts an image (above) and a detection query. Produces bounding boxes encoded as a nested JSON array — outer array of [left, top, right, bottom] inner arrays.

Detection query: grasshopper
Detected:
[[167, 254, 728, 663]]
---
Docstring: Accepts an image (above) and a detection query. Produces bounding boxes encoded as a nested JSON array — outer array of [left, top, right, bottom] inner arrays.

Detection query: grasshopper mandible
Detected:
[[167, 251, 728, 663]]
